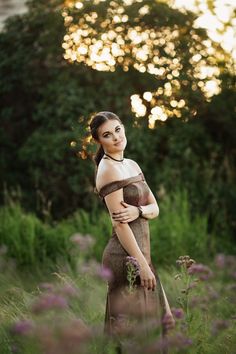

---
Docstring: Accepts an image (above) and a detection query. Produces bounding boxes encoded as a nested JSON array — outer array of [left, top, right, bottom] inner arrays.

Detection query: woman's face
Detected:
[[97, 119, 127, 153]]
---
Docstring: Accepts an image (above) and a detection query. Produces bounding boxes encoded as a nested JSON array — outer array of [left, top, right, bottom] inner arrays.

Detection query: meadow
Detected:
[[0, 196, 235, 354]]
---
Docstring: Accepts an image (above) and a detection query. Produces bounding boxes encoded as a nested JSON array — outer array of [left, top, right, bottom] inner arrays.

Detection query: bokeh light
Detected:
[[63, 0, 233, 130]]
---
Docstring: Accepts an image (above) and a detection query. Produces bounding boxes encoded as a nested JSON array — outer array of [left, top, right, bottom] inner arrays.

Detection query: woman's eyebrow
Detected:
[[102, 125, 121, 136]]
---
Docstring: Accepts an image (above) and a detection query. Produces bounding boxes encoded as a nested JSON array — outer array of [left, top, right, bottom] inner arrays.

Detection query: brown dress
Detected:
[[97, 172, 169, 351]]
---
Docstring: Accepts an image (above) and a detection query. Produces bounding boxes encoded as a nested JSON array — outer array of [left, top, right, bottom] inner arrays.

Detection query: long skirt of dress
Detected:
[[103, 254, 169, 354]]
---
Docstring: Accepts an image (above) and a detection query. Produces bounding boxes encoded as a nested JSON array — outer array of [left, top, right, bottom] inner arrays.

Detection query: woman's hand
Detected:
[[112, 201, 139, 223], [139, 262, 157, 291]]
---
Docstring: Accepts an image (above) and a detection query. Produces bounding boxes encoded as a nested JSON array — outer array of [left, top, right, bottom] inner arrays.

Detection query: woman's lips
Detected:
[[114, 140, 123, 146]]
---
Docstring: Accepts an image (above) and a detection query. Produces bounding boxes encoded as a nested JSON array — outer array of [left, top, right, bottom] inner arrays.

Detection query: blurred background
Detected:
[[0, 0, 235, 268]]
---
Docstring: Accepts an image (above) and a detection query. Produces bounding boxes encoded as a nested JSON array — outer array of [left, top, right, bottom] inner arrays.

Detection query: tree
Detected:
[[0, 0, 235, 243]]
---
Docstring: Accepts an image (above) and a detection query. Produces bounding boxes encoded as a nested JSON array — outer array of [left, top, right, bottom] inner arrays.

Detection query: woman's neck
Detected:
[[104, 151, 124, 160]]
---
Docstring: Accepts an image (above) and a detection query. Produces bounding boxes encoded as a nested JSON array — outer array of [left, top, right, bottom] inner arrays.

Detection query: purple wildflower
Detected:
[[79, 259, 104, 276], [126, 256, 140, 275], [162, 313, 176, 332], [211, 319, 230, 336], [215, 254, 236, 271], [125, 256, 140, 293], [59, 283, 79, 297], [171, 307, 184, 319], [205, 284, 219, 300], [59, 318, 91, 345], [31, 293, 68, 314], [11, 319, 34, 335], [96, 265, 114, 281], [70, 233, 95, 251], [187, 263, 213, 280], [150, 332, 193, 352]]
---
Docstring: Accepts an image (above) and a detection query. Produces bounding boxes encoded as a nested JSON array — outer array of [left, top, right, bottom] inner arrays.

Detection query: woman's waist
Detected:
[[103, 232, 150, 257]]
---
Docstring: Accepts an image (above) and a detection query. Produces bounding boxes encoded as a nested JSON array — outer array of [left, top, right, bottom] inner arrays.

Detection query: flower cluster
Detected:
[[96, 265, 113, 281], [125, 256, 140, 293], [149, 332, 193, 353], [176, 255, 196, 269], [214, 253, 236, 269], [11, 319, 34, 336], [171, 307, 185, 319], [31, 293, 68, 314], [187, 263, 213, 281], [70, 233, 95, 251], [211, 319, 230, 336], [6, 251, 236, 354]]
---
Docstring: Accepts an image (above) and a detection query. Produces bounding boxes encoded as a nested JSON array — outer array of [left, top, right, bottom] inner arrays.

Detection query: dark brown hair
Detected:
[[89, 111, 123, 168]]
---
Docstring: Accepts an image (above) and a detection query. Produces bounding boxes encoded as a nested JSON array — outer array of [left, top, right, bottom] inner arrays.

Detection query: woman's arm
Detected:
[[139, 188, 159, 220], [104, 186, 149, 266], [107, 168, 159, 223], [111, 177, 159, 223]]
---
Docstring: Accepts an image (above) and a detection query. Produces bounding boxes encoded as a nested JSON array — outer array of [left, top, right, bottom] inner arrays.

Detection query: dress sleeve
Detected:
[[98, 180, 130, 200], [97, 173, 144, 200]]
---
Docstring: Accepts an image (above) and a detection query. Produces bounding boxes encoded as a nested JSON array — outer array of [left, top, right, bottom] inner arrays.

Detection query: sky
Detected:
[[172, 0, 236, 60], [0, 0, 27, 32]]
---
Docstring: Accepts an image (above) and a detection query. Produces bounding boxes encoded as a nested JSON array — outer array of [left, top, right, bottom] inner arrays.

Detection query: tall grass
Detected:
[[0, 202, 111, 269], [150, 188, 212, 268], [0, 250, 235, 354], [0, 187, 233, 270]]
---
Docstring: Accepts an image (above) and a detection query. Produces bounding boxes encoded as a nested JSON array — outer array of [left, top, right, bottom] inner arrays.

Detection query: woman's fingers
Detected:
[[141, 279, 149, 289], [113, 213, 128, 218], [149, 276, 156, 291], [113, 214, 134, 223], [140, 267, 157, 290], [141, 278, 156, 290], [113, 206, 136, 220], [147, 279, 152, 290]]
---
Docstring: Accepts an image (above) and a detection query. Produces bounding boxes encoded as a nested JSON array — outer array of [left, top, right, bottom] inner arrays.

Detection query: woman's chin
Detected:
[[110, 140, 126, 152], [116, 146, 125, 152], [116, 141, 126, 150]]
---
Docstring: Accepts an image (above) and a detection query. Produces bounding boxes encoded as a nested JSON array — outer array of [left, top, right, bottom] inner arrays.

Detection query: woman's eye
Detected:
[[104, 128, 121, 138]]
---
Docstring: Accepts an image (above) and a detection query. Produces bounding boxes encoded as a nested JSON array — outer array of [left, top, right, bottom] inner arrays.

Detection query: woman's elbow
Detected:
[[155, 204, 159, 218], [112, 220, 129, 230]]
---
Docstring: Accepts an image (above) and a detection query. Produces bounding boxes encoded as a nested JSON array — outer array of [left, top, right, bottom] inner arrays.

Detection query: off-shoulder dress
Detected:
[[96, 172, 170, 350]]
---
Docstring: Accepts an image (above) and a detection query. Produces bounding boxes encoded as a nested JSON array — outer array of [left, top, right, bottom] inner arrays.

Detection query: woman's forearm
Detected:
[[140, 203, 159, 220], [114, 223, 149, 267]]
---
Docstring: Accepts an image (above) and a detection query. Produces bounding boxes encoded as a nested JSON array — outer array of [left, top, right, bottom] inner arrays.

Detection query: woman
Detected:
[[90, 111, 175, 350]]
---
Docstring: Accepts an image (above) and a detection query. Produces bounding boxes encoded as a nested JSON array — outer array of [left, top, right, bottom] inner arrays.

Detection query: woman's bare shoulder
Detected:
[[126, 158, 142, 173], [96, 161, 124, 191]]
